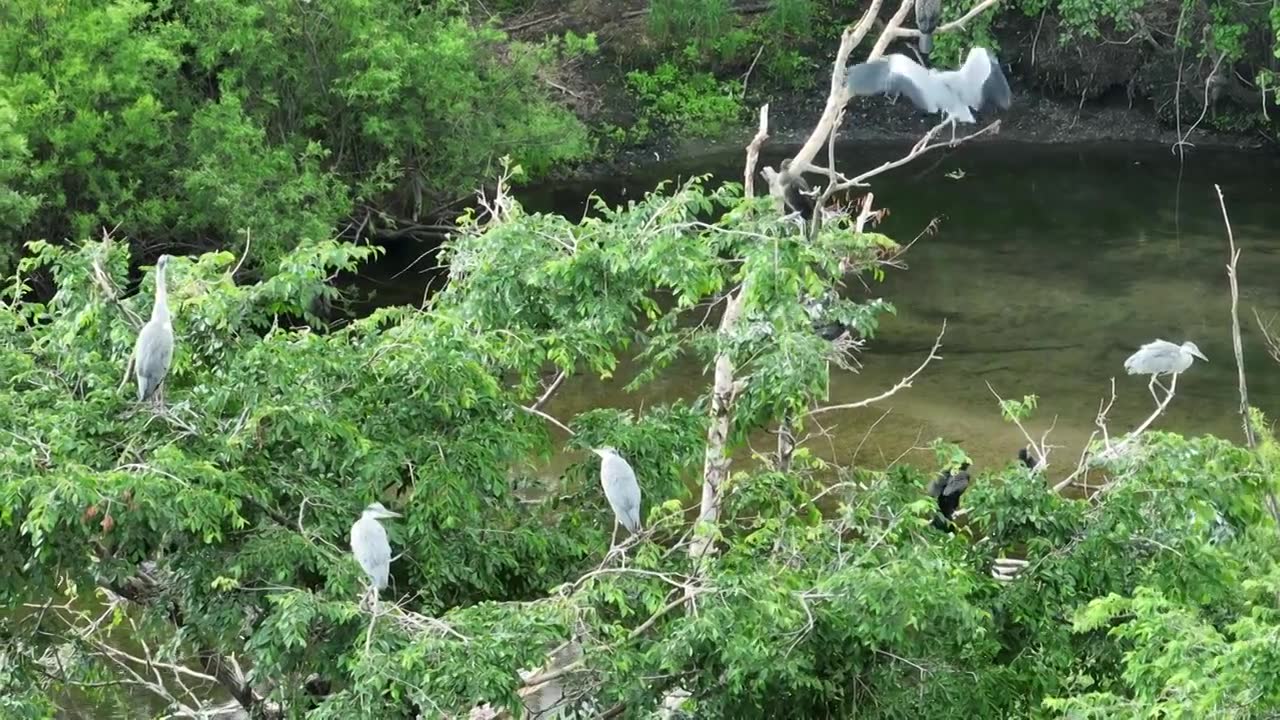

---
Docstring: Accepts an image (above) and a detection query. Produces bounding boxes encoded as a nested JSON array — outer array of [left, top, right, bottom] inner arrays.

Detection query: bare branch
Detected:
[[985, 382, 1049, 471], [1216, 185, 1255, 448], [230, 227, 252, 279], [896, 0, 1003, 39], [835, 120, 1002, 191], [743, 104, 770, 198], [529, 370, 567, 413], [518, 404, 575, 436], [808, 321, 945, 418]]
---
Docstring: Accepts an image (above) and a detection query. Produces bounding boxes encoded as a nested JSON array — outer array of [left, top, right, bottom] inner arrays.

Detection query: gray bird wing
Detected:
[[134, 319, 174, 400], [847, 55, 937, 113], [943, 471, 970, 497], [602, 455, 642, 532], [926, 472, 948, 498], [1124, 339, 1181, 375], [351, 517, 392, 589], [956, 48, 1011, 111]]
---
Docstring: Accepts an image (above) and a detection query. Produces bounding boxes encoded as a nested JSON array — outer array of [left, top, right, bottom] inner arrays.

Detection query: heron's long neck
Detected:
[[151, 267, 170, 325]]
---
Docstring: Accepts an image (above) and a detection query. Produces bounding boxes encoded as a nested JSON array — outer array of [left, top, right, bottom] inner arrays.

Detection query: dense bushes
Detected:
[[0, 0, 592, 269]]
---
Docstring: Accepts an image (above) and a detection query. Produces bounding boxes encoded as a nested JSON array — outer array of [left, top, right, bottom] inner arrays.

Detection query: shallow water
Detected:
[[363, 140, 1280, 480]]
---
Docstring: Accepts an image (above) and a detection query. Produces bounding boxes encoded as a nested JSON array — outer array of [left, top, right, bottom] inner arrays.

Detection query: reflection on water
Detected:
[[361, 141, 1280, 480]]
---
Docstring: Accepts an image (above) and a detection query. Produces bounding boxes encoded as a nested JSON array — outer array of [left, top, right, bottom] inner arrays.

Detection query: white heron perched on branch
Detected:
[[845, 47, 1012, 140], [133, 254, 173, 406], [351, 502, 402, 598], [591, 447, 641, 545], [1124, 339, 1208, 402]]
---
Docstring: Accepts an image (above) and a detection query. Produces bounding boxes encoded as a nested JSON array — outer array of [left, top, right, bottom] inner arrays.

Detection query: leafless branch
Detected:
[[518, 404, 574, 436], [230, 227, 252, 279], [835, 120, 1002, 191], [809, 321, 945, 417], [530, 370, 567, 413], [1216, 185, 1254, 448], [743, 104, 770, 198]]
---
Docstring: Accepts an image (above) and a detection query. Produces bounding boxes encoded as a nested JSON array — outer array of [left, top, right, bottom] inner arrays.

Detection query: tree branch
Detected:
[[808, 321, 945, 417], [1216, 185, 1254, 448], [895, 0, 1003, 39], [529, 369, 567, 413], [518, 404, 575, 436]]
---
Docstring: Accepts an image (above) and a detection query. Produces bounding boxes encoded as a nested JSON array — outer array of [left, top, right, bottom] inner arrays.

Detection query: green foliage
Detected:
[[763, 0, 816, 39], [648, 0, 733, 55], [1025, 0, 1145, 40], [5, 161, 1280, 718], [0, 0, 591, 269], [626, 64, 744, 138], [999, 394, 1039, 423]]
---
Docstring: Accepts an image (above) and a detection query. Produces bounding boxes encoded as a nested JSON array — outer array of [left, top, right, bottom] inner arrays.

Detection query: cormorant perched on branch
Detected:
[[914, 0, 941, 56], [1018, 446, 1039, 470], [803, 290, 853, 341], [777, 159, 816, 222], [927, 462, 971, 531]]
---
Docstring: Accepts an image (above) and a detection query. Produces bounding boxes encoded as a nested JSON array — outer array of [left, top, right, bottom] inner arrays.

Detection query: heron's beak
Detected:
[[1192, 350, 1209, 362], [383, 510, 402, 518]]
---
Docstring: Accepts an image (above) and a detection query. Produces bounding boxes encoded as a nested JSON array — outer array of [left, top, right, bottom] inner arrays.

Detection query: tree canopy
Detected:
[[3, 2, 1280, 719]]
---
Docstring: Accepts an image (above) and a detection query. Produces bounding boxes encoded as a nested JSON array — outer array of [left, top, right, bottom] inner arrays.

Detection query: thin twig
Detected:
[[1216, 184, 1254, 448], [530, 370, 567, 413], [518, 405, 574, 436], [808, 322, 945, 418]]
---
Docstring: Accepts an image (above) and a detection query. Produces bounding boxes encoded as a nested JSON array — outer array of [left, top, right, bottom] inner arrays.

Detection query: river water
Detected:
[[362, 141, 1280, 480]]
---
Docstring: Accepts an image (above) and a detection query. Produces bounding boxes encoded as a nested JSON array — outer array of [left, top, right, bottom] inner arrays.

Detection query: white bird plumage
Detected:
[[1124, 339, 1207, 402], [846, 48, 1012, 136], [350, 502, 401, 593], [134, 255, 174, 404], [592, 447, 642, 535], [1124, 339, 1208, 377]]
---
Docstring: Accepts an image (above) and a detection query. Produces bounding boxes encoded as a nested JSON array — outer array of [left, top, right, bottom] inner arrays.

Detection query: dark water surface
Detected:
[[362, 141, 1280, 479]]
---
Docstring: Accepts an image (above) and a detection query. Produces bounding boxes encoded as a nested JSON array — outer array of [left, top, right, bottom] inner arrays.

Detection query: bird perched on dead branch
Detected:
[[1123, 339, 1208, 402], [927, 462, 971, 531], [914, 0, 941, 56], [846, 48, 1012, 138]]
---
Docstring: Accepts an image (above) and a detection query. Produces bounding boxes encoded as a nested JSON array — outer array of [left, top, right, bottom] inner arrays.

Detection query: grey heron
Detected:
[[846, 47, 1012, 139], [134, 255, 174, 405], [927, 462, 970, 532], [591, 447, 641, 543], [350, 502, 401, 596], [1123, 339, 1207, 402], [915, 0, 941, 55]]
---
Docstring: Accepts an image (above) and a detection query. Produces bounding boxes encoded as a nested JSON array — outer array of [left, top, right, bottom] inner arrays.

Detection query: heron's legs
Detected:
[[1146, 376, 1162, 405]]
